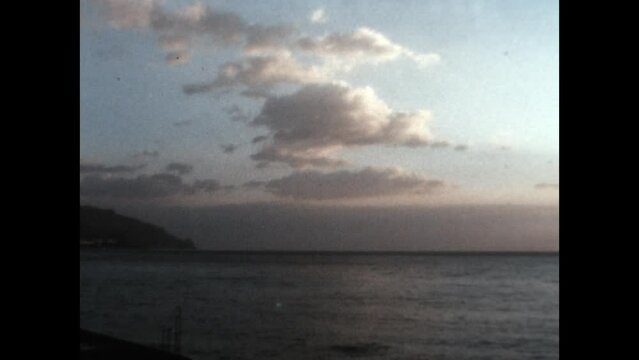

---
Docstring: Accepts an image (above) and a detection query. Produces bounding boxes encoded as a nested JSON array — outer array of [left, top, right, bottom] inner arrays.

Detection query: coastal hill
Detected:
[[80, 205, 195, 249]]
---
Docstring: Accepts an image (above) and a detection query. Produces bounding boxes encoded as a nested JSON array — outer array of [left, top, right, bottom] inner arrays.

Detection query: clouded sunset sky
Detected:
[[80, 0, 558, 250]]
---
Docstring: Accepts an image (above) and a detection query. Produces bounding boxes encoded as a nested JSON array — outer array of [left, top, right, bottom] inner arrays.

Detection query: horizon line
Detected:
[[84, 249, 559, 255]]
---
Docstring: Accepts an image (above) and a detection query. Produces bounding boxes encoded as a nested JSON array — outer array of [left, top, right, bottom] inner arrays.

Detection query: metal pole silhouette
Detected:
[[160, 327, 173, 352], [173, 306, 182, 354], [160, 328, 165, 351]]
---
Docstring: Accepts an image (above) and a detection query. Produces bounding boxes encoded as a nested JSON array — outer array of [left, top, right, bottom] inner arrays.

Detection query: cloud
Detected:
[[183, 52, 328, 96], [251, 147, 348, 168], [221, 144, 237, 154], [80, 172, 220, 199], [80, 161, 145, 174], [95, 0, 159, 29], [132, 150, 160, 159], [403, 50, 442, 68], [430, 141, 450, 149], [243, 24, 296, 55], [309, 8, 327, 24], [250, 82, 433, 168], [165, 162, 193, 175], [297, 27, 440, 68], [454, 144, 468, 151], [165, 50, 190, 65], [263, 166, 445, 200], [252, 135, 268, 143], [190, 179, 222, 193], [95, 1, 438, 76], [242, 180, 267, 188], [179, 27, 439, 99], [95, 0, 293, 64], [239, 88, 273, 99], [535, 183, 559, 190], [223, 105, 251, 122]]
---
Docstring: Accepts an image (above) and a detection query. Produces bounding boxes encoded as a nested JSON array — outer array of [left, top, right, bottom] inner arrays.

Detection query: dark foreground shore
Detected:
[[81, 329, 191, 360]]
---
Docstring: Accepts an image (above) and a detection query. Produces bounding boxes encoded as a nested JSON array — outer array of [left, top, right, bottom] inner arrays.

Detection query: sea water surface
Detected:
[[80, 251, 558, 360]]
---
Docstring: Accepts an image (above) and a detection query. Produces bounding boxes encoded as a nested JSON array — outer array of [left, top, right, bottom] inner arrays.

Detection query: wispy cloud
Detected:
[[94, 1, 440, 78], [263, 166, 446, 200], [165, 162, 194, 175], [242, 180, 267, 188], [94, 0, 295, 63], [80, 161, 145, 174], [222, 105, 251, 122], [221, 144, 237, 154], [252, 135, 268, 144], [80, 172, 220, 199], [132, 150, 160, 159], [183, 52, 329, 96], [309, 8, 327, 24], [430, 141, 450, 149], [95, 0, 158, 29], [297, 27, 440, 68]]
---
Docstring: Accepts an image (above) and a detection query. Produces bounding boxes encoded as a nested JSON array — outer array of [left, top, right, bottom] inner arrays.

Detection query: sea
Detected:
[[80, 251, 559, 360]]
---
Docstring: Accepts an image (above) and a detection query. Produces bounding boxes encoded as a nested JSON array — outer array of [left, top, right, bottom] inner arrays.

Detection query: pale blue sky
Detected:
[[80, 0, 558, 206]]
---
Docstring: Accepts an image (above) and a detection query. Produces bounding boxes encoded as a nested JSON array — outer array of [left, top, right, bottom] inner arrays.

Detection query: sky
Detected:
[[80, 0, 558, 250]]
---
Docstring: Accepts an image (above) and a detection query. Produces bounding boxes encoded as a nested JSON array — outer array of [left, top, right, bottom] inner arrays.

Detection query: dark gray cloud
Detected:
[[242, 180, 267, 188], [454, 144, 468, 151], [80, 172, 220, 199], [165, 162, 194, 175], [535, 183, 559, 190], [221, 144, 237, 154], [132, 150, 160, 159], [264, 167, 445, 200], [252, 135, 268, 143], [190, 179, 222, 193], [81, 173, 183, 199], [80, 162, 145, 174], [165, 50, 190, 65], [251, 83, 433, 168], [182, 82, 216, 95]]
